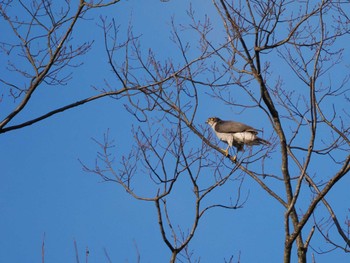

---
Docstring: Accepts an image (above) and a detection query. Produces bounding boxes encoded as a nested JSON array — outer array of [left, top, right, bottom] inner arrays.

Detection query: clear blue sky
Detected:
[[1, 1, 349, 262]]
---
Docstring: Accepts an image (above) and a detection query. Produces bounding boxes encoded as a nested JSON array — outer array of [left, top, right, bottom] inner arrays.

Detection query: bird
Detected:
[[206, 117, 270, 158]]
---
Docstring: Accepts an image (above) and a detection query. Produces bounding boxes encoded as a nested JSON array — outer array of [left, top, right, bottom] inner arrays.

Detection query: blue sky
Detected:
[[1, 1, 350, 262]]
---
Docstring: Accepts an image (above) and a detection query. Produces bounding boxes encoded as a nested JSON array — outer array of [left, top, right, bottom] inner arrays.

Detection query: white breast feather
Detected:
[[215, 132, 235, 146]]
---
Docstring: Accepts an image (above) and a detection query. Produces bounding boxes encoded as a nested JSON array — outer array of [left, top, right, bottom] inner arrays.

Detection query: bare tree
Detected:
[[85, 0, 350, 262], [2, 0, 350, 262]]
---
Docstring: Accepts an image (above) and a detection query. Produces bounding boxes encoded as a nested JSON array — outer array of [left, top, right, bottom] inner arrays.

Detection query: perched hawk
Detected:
[[206, 117, 270, 157]]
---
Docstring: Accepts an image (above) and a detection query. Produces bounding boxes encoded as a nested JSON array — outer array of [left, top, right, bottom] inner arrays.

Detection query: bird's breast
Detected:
[[214, 132, 233, 143]]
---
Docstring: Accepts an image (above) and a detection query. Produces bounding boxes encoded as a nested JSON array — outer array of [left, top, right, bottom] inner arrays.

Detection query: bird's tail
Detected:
[[256, 137, 270, 146]]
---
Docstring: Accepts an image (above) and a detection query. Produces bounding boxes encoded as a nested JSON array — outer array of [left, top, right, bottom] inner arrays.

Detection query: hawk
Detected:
[[206, 117, 270, 157]]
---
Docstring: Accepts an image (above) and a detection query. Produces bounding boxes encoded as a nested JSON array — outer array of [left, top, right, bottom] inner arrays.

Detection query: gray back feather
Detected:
[[215, 120, 259, 134]]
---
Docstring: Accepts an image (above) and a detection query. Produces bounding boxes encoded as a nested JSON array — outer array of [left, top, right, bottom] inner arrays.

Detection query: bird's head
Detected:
[[205, 117, 221, 126]]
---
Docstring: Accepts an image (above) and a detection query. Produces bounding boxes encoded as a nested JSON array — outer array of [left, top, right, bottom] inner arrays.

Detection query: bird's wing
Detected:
[[215, 120, 259, 134]]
